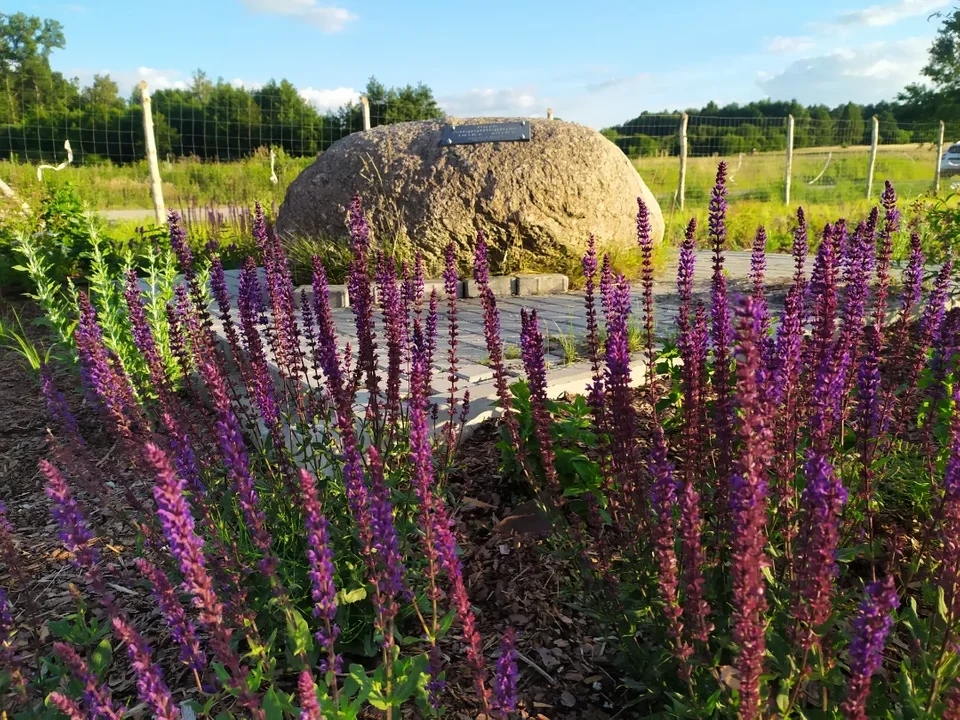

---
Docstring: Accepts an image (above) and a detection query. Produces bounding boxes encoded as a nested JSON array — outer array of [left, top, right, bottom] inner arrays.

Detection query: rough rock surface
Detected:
[[276, 118, 664, 271]]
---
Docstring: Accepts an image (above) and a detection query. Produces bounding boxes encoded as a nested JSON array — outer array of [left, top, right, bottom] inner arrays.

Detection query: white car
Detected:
[[942, 143, 960, 177]]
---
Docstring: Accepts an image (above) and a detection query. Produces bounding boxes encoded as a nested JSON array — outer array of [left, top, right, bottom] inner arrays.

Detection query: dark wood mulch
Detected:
[[0, 298, 628, 719]]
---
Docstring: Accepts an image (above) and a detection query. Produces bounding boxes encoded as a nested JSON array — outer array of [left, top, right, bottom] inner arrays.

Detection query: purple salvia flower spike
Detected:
[[111, 616, 180, 720], [709, 162, 735, 515], [48, 693, 87, 720], [135, 559, 205, 671], [299, 469, 342, 678], [649, 426, 693, 676], [841, 576, 898, 720], [729, 295, 774, 720], [792, 450, 847, 651], [493, 628, 519, 714], [298, 669, 322, 720], [144, 442, 262, 716], [637, 198, 656, 387], [520, 309, 561, 500], [53, 642, 124, 720], [583, 234, 605, 421]]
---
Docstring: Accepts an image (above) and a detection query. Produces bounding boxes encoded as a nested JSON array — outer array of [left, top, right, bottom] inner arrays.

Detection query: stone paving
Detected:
[[207, 250, 813, 434], [197, 246, 929, 437]]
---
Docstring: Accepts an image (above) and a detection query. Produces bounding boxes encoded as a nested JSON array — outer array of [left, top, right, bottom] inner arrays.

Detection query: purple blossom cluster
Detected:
[[841, 576, 898, 720]]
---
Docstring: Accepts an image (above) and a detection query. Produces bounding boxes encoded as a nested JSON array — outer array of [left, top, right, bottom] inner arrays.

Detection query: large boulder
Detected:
[[276, 118, 663, 271]]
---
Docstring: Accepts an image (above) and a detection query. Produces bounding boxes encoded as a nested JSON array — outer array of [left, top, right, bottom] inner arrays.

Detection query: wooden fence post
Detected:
[[866, 115, 879, 200], [784, 114, 794, 206], [935, 120, 945, 195], [547, 108, 553, 120], [360, 95, 371, 131], [138, 81, 166, 226], [678, 113, 688, 211]]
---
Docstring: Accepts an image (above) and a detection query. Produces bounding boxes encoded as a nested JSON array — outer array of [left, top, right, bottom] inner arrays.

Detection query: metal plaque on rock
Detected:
[[440, 121, 531, 146]]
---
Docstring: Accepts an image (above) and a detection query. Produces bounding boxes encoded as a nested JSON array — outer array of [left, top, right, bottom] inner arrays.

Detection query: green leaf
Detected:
[[47, 619, 78, 643], [776, 687, 789, 713], [437, 610, 456, 639], [285, 607, 314, 658], [263, 686, 284, 720], [391, 653, 428, 704], [337, 587, 368, 605], [90, 637, 112, 678]]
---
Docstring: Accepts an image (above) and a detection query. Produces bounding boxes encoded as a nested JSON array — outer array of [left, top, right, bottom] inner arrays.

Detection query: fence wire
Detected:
[[1, 71, 957, 210], [609, 115, 955, 208]]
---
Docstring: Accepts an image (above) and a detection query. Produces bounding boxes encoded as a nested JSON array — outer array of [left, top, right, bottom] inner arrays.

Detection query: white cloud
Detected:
[[70, 66, 189, 95], [134, 67, 189, 91], [756, 37, 929, 105], [439, 88, 540, 117], [230, 78, 264, 90], [819, 0, 949, 30], [241, 0, 357, 32], [764, 36, 816, 54], [298, 86, 361, 112]]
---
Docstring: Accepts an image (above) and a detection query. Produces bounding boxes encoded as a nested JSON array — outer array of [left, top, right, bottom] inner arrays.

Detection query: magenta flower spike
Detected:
[[143, 442, 262, 716], [123, 269, 171, 396], [298, 669, 322, 720], [520, 308, 560, 498], [708, 162, 735, 508], [135, 559, 205, 671], [42, 460, 98, 571], [674, 219, 711, 643], [649, 426, 694, 674], [376, 253, 406, 428], [873, 182, 899, 333], [900, 232, 924, 318], [298, 469, 341, 675], [729, 296, 774, 720], [637, 197, 656, 376], [841, 576, 898, 720], [53, 642, 124, 720], [74, 292, 141, 438], [237, 258, 280, 429], [493, 628, 519, 714], [199, 361, 276, 578], [583, 234, 606, 421], [111, 616, 180, 720], [749, 225, 770, 347], [48, 693, 86, 720], [346, 194, 381, 418], [792, 450, 847, 650], [443, 241, 461, 451]]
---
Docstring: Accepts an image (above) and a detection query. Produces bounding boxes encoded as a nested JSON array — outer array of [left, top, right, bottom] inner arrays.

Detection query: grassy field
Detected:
[[637, 143, 947, 249], [635, 143, 941, 208], [0, 142, 949, 253], [0, 151, 314, 210]]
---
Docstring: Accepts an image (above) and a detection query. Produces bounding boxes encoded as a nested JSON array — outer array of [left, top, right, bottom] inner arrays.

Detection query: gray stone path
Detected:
[[207, 251, 810, 435]]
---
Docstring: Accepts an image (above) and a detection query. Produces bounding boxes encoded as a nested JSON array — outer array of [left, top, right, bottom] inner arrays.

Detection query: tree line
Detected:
[[601, 100, 944, 158], [604, 8, 960, 158], [0, 12, 443, 164]]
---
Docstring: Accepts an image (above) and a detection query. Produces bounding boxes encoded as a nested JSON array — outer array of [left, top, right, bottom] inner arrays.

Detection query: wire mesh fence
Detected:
[[1, 70, 957, 212], [609, 114, 955, 210]]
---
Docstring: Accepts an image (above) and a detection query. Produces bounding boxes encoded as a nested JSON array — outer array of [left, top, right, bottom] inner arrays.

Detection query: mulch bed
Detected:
[[0, 298, 627, 719]]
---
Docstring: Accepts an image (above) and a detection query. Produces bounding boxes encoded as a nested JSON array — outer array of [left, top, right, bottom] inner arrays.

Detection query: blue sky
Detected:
[[22, 0, 951, 127]]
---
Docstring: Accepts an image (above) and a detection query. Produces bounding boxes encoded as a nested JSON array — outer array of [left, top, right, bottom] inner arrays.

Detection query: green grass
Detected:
[[638, 143, 950, 251], [0, 152, 314, 210], [3, 142, 952, 265]]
